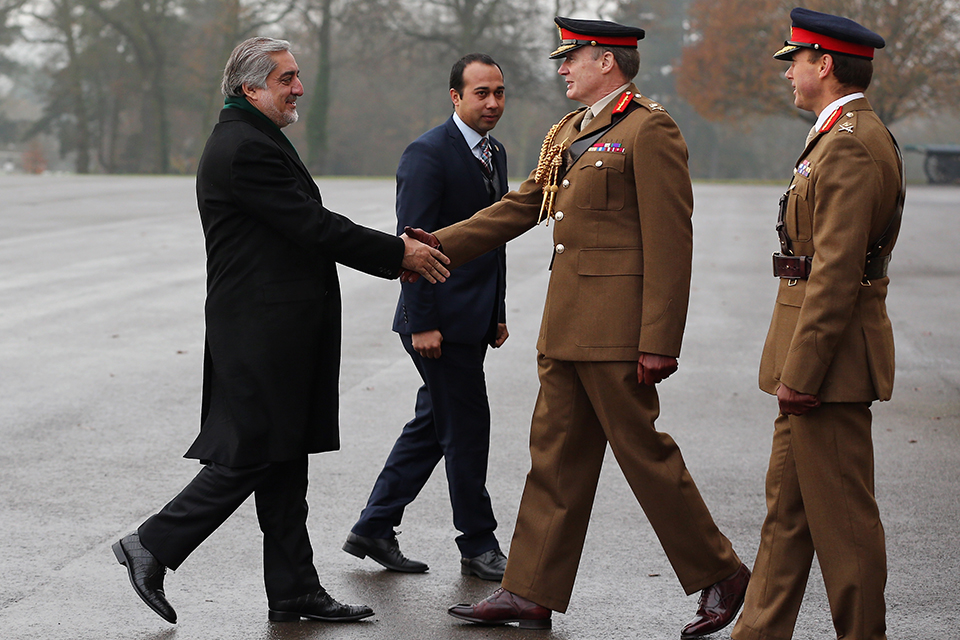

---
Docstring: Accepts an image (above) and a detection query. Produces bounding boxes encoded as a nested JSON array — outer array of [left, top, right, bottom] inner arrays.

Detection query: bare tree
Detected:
[[0, 0, 26, 48], [677, 0, 960, 124], [344, 0, 548, 94], [77, 0, 185, 173], [299, 0, 339, 174], [19, 0, 96, 172], [186, 0, 297, 163]]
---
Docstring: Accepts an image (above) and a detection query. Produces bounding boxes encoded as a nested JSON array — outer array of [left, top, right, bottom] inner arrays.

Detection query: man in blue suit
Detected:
[[344, 53, 510, 581]]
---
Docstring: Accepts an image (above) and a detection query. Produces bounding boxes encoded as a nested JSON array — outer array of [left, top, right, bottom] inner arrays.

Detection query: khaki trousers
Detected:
[[501, 354, 740, 613], [733, 403, 886, 640]]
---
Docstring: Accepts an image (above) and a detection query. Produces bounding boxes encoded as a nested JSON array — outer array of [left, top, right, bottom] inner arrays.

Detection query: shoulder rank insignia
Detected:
[[819, 106, 843, 133], [647, 101, 666, 112], [838, 121, 855, 133]]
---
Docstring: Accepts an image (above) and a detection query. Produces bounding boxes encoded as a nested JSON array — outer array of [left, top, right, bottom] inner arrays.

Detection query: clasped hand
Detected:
[[400, 227, 445, 283], [400, 227, 449, 284]]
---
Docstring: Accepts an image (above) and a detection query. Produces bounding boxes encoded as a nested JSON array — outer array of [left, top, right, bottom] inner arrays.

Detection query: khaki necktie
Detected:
[[580, 109, 594, 131], [805, 124, 818, 147]]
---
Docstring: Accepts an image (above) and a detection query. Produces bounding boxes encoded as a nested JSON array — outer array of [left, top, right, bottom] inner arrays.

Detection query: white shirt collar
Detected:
[[814, 92, 864, 131], [452, 112, 486, 158]]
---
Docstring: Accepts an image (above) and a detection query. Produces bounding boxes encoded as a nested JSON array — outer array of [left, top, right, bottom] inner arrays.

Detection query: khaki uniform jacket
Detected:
[[435, 84, 693, 362], [759, 98, 901, 402]]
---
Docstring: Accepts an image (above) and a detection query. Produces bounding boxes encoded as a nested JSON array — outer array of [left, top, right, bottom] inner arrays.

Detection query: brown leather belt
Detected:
[[772, 253, 889, 281], [772, 253, 811, 279]]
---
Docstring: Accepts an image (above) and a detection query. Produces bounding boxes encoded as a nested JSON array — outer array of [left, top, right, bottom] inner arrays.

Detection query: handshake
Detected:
[[399, 227, 446, 284]]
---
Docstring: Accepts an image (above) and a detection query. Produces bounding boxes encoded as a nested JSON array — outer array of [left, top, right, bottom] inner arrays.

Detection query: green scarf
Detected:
[[223, 95, 284, 134]]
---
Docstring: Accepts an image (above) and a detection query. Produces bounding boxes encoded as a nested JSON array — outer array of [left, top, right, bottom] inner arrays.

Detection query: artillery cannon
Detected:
[[904, 144, 960, 184]]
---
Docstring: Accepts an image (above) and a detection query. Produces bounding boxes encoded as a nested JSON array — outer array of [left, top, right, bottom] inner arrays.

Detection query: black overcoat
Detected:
[[185, 108, 404, 466]]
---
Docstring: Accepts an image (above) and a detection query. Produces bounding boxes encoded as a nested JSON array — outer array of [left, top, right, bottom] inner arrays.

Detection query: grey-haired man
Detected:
[[112, 36, 448, 625]]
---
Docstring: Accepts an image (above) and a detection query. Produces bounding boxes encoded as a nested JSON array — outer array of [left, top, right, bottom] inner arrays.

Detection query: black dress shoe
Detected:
[[112, 532, 177, 624], [680, 563, 751, 638], [342, 532, 428, 573], [268, 587, 374, 622], [461, 548, 507, 581]]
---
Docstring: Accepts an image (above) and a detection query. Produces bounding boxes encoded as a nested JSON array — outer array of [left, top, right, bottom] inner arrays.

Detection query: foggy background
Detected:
[[0, 0, 958, 182]]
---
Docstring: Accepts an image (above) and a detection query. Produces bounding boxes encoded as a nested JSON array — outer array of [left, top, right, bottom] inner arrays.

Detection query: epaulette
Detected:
[[634, 94, 667, 113], [835, 110, 857, 134]]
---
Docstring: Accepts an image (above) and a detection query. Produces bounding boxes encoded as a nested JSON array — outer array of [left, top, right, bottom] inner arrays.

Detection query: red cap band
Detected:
[[559, 28, 638, 48], [790, 26, 875, 59]]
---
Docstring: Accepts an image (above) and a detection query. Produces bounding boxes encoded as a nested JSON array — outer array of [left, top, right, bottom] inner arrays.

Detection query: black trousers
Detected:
[[351, 334, 499, 558], [138, 457, 320, 601]]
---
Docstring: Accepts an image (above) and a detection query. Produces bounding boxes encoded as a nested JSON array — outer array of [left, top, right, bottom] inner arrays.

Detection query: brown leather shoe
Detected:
[[448, 587, 551, 629], [680, 563, 750, 638]]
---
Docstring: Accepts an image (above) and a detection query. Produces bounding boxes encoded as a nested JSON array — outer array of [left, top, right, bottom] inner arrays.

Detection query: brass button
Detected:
[[562, 179, 570, 188], [595, 160, 603, 167], [555, 211, 564, 221], [555, 244, 565, 254]]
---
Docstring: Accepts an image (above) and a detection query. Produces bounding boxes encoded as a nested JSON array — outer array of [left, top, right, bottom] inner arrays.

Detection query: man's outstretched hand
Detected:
[[404, 226, 440, 248], [637, 352, 678, 386], [400, 231, 449, 284]]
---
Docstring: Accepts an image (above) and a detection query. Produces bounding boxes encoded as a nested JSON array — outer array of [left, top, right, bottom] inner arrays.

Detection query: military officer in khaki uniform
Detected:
[[414, 17, 749, 635], [732, 9, 903, 640]]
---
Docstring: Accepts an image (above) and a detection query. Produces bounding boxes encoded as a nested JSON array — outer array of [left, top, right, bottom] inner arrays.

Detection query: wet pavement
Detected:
[[0, 175, 957, 640]]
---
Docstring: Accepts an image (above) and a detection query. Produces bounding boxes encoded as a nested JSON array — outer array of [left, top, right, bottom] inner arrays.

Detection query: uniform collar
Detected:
[[813, 92, 864, 131], [578, 82, 638, 136], [586, 83, 631, 121]]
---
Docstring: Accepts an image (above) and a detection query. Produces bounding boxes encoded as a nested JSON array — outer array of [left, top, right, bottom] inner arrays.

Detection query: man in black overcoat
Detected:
[[112, 36, 449, 625]]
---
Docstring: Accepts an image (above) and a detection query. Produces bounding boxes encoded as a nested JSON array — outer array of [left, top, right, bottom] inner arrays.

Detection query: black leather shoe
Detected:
[[461, 548, 507, 581], [342, 532, 428, 573], [112, 532, 177, 624], [268, 587, 374, 622], [680, 563, 751, 638]]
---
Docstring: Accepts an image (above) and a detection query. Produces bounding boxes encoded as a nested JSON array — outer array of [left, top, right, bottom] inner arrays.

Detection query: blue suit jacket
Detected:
[[392, 116, 508, 344]]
